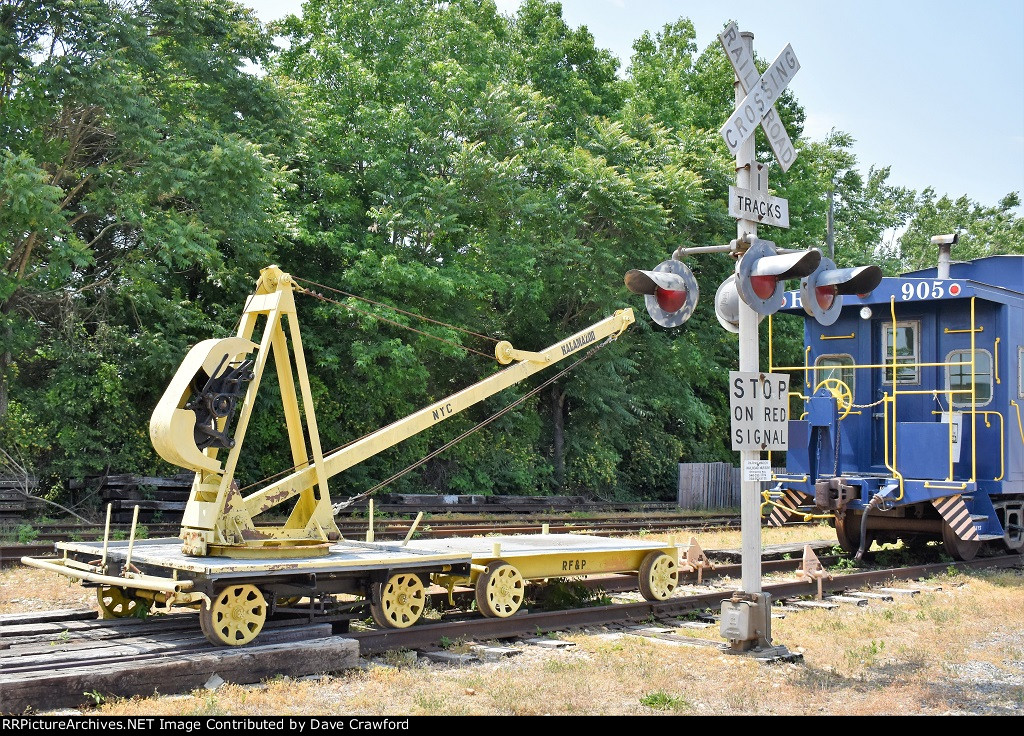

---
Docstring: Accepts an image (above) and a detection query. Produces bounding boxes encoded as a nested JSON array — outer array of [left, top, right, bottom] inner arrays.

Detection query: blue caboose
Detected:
[[767, 249, 1024, 560]]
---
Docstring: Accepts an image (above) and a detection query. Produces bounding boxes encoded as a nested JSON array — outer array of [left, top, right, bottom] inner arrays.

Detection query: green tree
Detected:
[[898, 190, 1024, 271], [269, 0, 723, 501], [0, 0, 296, 499]]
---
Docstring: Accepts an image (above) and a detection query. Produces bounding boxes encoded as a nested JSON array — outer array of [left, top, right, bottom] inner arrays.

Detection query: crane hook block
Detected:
[[149, 337, 257, 473]]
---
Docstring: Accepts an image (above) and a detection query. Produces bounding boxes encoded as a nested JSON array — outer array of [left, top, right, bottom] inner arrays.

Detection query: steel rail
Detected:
[[346, 555, 1023, 655]]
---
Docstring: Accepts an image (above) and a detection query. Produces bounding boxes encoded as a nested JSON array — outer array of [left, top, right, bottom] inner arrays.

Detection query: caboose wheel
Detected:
[[96, 585, 140, 619], [200, 584, 267, 646], [814, 378, 853, 419], [475, 561, 525, 618], [370, 572, 426, 628], [835, 512, 873, 556], [941, 522, 981, 561], [638, 551, 678, 601]]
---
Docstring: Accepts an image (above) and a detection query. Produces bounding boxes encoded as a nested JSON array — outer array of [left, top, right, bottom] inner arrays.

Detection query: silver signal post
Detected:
[[717, 30, 800, 660], [734, 30, 769, 652]]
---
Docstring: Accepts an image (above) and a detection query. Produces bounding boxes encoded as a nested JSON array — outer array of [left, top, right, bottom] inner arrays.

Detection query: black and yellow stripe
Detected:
[[932, 495, 980, 541], [767, 488, 810, 527]]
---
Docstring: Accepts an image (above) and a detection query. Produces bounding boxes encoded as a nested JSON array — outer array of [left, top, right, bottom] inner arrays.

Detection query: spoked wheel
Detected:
[[638, 551, 678, 601], [370, 572, 426, 629], [199, 584, 267, 646], [835, 512, 872, 556], [941, 521, 981, 561], [96, 585, 141, 619], [814, 378, 853, 419], [475, 561, 525, 618]]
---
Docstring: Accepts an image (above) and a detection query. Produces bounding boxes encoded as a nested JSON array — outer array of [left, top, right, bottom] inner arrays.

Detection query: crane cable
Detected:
[[293, 276, 499, 360], [331, 334, 620, 513], [238, 279, 498, 493]]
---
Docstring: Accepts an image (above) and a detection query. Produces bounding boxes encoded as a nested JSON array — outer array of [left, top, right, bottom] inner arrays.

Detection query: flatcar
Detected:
[[766, 245, 1024, 560]]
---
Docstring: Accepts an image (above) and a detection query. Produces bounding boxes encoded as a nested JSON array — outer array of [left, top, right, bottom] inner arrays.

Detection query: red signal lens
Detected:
[[750, 275, 777, 300], [655, 286, 687, 313], [815, 285, 837, 310]]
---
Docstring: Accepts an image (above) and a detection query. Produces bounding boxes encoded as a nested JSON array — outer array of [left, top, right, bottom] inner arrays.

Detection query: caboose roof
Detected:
[[781, 254, 1023, 314], [902, 254, 1024, 293]]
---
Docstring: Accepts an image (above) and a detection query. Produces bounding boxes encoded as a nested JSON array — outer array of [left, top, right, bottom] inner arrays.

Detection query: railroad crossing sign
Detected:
[[719, 22, 800, 172]]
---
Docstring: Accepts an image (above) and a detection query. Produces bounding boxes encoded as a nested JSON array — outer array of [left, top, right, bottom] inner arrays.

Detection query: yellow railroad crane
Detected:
[[150, 265, 636, 559]]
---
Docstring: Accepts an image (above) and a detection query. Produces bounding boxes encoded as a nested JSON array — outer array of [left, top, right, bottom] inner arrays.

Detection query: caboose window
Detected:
[[815, 354, 855, 394], [946, 349, 993, 408], [882, 321, 920, 384]]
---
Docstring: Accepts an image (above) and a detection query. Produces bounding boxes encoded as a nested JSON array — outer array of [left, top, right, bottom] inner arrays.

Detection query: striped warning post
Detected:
[[766, 488, 811, 527], [932, 495, 980, 540]]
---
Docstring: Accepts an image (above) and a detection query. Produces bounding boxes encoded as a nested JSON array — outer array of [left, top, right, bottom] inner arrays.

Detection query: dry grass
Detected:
[[5, 523, 1023, 716], [0, 563, 93, 615]]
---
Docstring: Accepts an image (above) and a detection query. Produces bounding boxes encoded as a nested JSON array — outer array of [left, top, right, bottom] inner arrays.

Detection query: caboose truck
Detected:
[[766, 239, 1024, 561], [22, 266, 685, 645]]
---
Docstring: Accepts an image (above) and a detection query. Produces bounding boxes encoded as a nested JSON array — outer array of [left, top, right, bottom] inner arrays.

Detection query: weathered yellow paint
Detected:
[[149, 337, 257, 473], [468, 546, 678, 581]]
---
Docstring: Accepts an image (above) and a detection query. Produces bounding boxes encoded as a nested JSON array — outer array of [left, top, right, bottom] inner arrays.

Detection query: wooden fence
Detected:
[[677, 462, 783, 510]]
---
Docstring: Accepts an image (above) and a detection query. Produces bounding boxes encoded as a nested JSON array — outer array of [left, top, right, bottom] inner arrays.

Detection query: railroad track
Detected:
[[3, 544, 1020, 713]]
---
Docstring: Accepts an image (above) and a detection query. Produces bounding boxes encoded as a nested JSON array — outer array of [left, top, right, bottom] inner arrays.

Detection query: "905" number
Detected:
[[901, 280, 955, 300]]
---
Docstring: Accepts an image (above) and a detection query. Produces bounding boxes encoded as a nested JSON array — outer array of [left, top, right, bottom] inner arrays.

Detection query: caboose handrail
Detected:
[[1011, 401, 1024, 447], [770, 360, 972, 372]]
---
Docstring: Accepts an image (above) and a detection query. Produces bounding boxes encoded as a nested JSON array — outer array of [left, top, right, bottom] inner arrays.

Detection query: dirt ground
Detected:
[[4, 524, 1023, 716]]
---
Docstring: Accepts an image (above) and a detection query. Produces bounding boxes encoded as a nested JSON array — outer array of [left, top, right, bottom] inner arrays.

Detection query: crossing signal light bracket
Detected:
[[734, 239, 821, 316], [800, 256, 883, 325], [624, 259, 699, 328]]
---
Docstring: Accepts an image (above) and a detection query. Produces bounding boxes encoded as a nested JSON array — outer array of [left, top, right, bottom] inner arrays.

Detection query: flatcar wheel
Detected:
[[370, 572, 426, 629], [638, 551, 678, 601], [475, 561, 525, 618], [96, 585, 140, 619], [941, 522, 981, 561], [200, 584, 267, 646]]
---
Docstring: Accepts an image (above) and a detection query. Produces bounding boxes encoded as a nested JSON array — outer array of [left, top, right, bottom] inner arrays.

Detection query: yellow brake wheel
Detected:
[[475, 561, 525, 618], [96, 585, 140, 619], [370, 572, 426, 629], [200, 584, 267, 646], [638, 551, 678, 601], [814, 378, 853, 419]]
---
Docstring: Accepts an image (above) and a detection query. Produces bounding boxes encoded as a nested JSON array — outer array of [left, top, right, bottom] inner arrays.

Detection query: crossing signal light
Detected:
[[800, 256, 883, 325], [624, 259, 699, 328], [714, 274, 765, 334], [724, 238, 821, 317]]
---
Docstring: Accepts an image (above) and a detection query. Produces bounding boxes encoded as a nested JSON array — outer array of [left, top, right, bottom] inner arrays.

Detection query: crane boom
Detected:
[[150, 266, 634, 558], [243, 309, 634, 518]]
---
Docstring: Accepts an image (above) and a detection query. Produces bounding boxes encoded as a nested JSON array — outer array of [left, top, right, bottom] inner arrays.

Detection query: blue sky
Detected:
[[245, 0, 1024, 212]]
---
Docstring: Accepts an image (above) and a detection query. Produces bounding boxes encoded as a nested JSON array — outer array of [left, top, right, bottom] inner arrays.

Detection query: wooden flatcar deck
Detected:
[[52, 536, 470, 577]]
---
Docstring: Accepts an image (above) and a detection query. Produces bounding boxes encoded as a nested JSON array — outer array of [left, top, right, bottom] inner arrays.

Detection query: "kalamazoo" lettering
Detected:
[[561, 330, 596, 356]]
